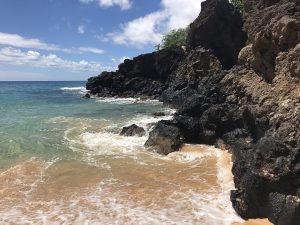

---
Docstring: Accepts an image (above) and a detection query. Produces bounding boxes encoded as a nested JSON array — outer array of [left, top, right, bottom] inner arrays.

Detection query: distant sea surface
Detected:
[[0, 81, 245, 224]]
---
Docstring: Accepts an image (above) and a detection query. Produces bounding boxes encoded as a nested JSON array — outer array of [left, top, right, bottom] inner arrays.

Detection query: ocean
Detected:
[[0, 81, 244, 225]]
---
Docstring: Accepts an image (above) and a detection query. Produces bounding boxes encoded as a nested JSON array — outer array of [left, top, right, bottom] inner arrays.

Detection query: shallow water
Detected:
[[0, 81, 247, 224]]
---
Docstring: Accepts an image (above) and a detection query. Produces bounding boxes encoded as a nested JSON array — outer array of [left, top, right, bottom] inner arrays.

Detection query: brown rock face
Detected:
[[276, 43, 300, 79], [243, 0, 300, 82], [187, 0, 247, 69]]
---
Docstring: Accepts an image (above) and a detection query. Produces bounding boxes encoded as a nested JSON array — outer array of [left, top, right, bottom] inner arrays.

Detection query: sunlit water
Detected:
[[0, 81, 245, 225]]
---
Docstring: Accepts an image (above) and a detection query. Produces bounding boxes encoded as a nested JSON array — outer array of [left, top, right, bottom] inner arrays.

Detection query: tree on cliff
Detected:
[[230, 0, 243, 11], [155, 27, 189, 50]]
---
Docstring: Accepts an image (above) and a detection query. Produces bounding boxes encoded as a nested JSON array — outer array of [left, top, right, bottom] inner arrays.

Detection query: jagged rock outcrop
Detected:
[[86, 48, 184, 98], [160, 47, 223, 106], [86, 0, 300, 224], [187, 0, 247, 69]]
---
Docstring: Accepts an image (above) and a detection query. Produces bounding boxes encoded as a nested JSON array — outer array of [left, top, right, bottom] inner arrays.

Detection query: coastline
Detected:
[[84, 0, 300, 223]]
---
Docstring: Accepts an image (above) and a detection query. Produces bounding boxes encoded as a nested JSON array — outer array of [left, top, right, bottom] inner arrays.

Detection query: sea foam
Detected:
[[95, 97, 162, 105], [60, 86, 87, 94]]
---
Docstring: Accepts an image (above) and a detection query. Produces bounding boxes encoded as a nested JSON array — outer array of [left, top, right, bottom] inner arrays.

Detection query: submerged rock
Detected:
[[83, 93, 91, 99], [145, 121, 182, 155], [120, 124, 146, 137], [152, 112, 166, 117]]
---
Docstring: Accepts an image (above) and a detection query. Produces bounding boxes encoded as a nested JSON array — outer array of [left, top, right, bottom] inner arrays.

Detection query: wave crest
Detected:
[[60, 86, 87, 94]]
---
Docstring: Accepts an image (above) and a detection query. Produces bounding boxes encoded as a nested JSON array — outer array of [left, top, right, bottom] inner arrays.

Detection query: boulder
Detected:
[[120, 124, 146, 137], [144, 121, 182, 155], [238, 44, 255, 69]]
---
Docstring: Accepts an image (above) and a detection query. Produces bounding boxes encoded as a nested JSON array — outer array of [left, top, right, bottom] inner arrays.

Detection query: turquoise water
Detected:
[[0, 81, 167, 169], [0, 81, 242, 225]]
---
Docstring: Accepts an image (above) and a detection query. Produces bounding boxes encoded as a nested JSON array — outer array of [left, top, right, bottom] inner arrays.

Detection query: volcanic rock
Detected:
[[187, 0, 247, 69], [86, 47, 184, 98], [144, 121, 182, 155], [120, 124, 146, 137]]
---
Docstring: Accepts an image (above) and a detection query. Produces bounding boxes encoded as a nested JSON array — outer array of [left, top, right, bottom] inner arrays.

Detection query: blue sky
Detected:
[[0, 0, 204, 81]]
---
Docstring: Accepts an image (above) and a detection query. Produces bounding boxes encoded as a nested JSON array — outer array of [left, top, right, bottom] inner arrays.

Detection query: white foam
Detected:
[[60, 107, 176, 160], [123, 110, 175, 135], [60, 87, 86, 91], [79, 131, 147, 155], [95, 97, 162, 105], [166, 146, 216, 163], [60, 86, 87, 94]]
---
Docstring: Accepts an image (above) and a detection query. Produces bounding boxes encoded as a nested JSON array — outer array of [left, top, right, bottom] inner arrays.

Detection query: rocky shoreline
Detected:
[[86, 0, 300, 224]]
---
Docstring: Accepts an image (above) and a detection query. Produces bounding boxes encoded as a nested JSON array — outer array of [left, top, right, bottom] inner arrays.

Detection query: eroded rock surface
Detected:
[[243, 0, 300, 82]]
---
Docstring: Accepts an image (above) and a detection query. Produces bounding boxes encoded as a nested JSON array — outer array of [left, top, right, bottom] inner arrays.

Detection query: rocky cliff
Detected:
[[86, 0, 300, 224]]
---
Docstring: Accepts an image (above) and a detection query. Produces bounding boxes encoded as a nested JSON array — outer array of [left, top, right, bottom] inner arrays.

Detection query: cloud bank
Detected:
[[0, 47, 102, 72], [0, 32, 104, 55]]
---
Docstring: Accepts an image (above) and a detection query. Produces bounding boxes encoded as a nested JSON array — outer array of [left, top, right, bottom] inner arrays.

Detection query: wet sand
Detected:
[[0, 144, 246, 224]]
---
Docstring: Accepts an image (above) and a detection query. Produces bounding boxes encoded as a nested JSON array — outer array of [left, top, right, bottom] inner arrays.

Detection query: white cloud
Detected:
[[0, 47, 102, 72], [0, 32, 60, 51], [107, 0, 204, 47], [162, 0, 203, 29], [79, 0, 132, 10], [0, 32, 104, 55], [107, 11, 165, 47], [77, 25, 86, 34], [78, 47, 104, 54]]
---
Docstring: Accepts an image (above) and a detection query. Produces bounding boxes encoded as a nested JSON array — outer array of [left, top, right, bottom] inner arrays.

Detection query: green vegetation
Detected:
[[231, 0, 244, 11], [155, 27, 189, 50]]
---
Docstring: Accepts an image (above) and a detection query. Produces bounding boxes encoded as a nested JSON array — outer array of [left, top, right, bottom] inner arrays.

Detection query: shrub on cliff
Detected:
[[156, 27, 189, 50], [230, 0, 243, 11]]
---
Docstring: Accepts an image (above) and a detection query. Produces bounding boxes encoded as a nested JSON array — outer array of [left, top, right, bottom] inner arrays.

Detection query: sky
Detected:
[[0, 0, 204, 81]]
